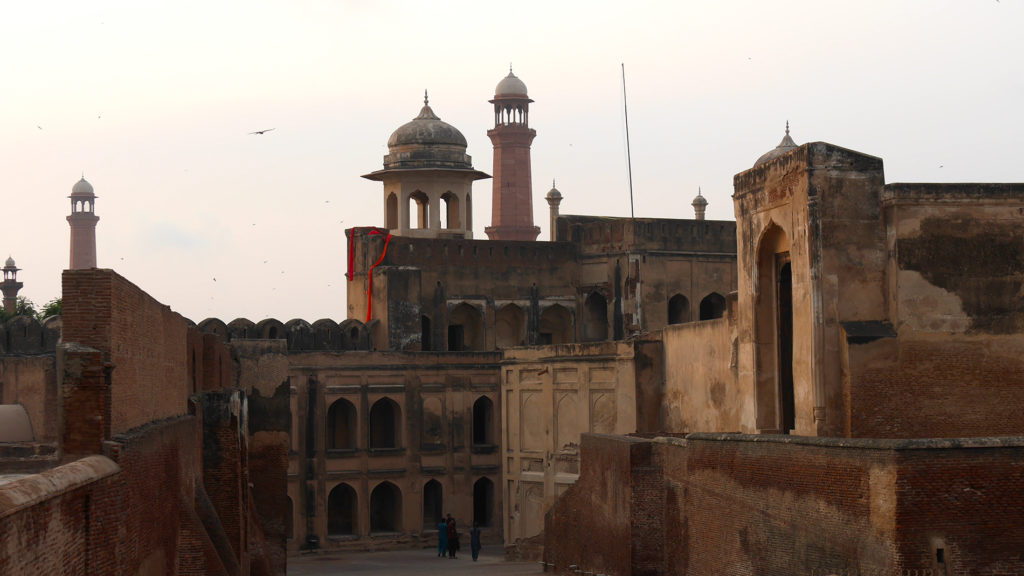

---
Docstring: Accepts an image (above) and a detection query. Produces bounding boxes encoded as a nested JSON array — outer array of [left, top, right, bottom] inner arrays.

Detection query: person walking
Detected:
[[437, 516, 448, 557], [470, 522, 482, 561], [446, 515, 458, 559]]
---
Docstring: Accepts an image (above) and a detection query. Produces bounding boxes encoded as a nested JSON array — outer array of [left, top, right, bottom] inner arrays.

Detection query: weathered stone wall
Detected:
[[546, 433, 1024, 576], [502, 342, 641, 545], [662, 297, 744, 433]]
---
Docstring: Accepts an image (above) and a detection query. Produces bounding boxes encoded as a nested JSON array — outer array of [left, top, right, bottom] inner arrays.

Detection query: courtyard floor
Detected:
[[287, 545, 544, 575]]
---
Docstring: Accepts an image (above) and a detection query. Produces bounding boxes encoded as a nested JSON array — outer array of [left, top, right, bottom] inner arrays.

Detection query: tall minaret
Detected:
[[67, 177, 99, 269], [1, 257, 23, 314], [485, 67, 540, 241]]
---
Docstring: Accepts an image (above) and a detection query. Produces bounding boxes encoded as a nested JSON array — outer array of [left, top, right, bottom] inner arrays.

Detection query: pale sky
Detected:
[[2, 1, 1021, 323]]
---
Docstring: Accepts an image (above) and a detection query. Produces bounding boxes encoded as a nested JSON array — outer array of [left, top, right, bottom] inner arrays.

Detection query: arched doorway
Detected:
[[423, 480, 443, 530], [668, 294, 689, 324], [473, 477, 494, 527], [370, 482, 402, 533], [327, 483, 357, 536], [754, 224, 795, 434], [472, 396, 494, 446], [448, 303, 484, 351], [539, 304, 572, 345]]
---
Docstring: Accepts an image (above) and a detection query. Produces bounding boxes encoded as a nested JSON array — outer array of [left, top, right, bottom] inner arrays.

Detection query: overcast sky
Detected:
[[2, 1, 1021, 323]]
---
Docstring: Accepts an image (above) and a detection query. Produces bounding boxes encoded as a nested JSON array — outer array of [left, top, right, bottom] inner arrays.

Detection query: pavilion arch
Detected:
[[226, 318, 255, 341], [408, 190, 430, 229], [495, 304, 526, 348], [327, 398, 357, 450], [668, 294, 690, 325], [285, 319, 314, 350], [441, 191, 460, 229], [539, 304, 572, 345], [465, 193, 473, 231], [312, 318, 341, 350], [583, 291, 609, 342], [327, 483, 358, 536], [370, 481, 402, 533], [422, 479, 443, 529], [472, 396, 495, 446], [754, 222, 795, 434], [448, 302, 484, 351], [256, 318, 285, 340], [367, 319, 386, 351], [473, 477, 495, 527], [369, 397, 401, 450], [339, 318, 370, 350], [386, 192, 398, 230], [198, 318, 228, 341], [699, 293, 727, 320]]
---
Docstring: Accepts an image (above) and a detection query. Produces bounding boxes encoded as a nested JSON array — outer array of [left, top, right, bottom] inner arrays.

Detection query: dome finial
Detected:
[[785, 120, 790, 136], [552, 179, 556, 188], [424, 90, 429, 106]]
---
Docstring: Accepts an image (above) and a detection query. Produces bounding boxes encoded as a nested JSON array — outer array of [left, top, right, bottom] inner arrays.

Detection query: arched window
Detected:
[[472, 396, 494, 446], [473, 477, 494, 527], [448, 303, 484, 351], [409, 191, 429, 229], [327, 398, 357, 450], [369, 398, 401, 450], [423, 480, 443, 530], [699, 292, 726, 320], [386, 192, 398, 230], [495, 304, 525, 348], [583, 292, 608, 342], [668, 294, 690, 325], [465, 193, 473, 231], [370, 482, 402, 533], [539, 304, 572, 345], [441, 192, 460, 229], [328, 483, 357, 536]]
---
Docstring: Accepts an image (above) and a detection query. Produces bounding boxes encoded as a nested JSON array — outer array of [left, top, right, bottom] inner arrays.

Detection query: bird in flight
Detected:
[[249, 128, 275, 135]]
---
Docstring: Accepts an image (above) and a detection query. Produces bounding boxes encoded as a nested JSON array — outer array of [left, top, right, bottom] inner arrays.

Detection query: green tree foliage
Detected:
[[0, 296, 61, 321]]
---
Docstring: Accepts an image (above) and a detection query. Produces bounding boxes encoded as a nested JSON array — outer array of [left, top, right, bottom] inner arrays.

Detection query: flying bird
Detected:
[[249, 128, 275, 135]]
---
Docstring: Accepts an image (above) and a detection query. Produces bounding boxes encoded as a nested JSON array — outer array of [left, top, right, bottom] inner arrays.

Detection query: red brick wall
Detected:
[[848, 336, 1024, 438], [546, 433, 1024, 576], [543, 434, 649, 576], [63, 269, 191, 434], [894, 441, 1024, 576]]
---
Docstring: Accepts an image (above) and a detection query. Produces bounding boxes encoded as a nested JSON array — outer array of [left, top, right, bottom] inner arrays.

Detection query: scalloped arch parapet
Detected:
[[196, 317, 364, 351]]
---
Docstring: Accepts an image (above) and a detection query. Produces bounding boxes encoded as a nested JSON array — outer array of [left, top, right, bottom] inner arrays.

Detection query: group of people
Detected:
[[436, 515, 482, 561]]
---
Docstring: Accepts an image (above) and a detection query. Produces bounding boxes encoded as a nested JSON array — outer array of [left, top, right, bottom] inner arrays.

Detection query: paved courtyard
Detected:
[[287, 545, 544, 575]]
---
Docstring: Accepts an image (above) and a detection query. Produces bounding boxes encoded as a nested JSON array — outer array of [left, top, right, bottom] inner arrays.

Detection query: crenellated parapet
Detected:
[[0, 315, 61, 355], [197, 317, 372, 351]]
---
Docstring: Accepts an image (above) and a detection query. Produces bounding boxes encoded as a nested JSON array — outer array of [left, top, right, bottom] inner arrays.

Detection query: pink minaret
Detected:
[[485, 68, 540, 241], [67, 177, 99, 269]]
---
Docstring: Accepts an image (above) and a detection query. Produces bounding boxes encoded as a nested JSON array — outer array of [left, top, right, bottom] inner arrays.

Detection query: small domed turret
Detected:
[[692, 188, 708, 220], [495, 68, 528, 97], [754, 122, 799, 167], [4, 256, 15, 269], [71, 177, 94, 197]]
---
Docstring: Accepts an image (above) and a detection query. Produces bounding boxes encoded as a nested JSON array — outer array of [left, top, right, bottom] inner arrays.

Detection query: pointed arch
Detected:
[[448, 302, 484, 351], [699, 293, 726, 320], [472, 396, 495, 446], [668, 294, 690, 325], [422, 479, 443, 529], [369, 397, 401, 449], [495, 304, 526, 348], [327, 398, 357, 450], [327, 483, 357, 536], [473, 477, 495, 527], [539, 304, 572, 345], [754, 222, 795, 434], [370, 481, 402, 533], [386, 192, 398, 230]]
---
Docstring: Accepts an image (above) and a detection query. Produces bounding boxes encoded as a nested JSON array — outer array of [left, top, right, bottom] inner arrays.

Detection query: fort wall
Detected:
[[62, 268, 191, 434], [546, 433, 1024, 576]]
